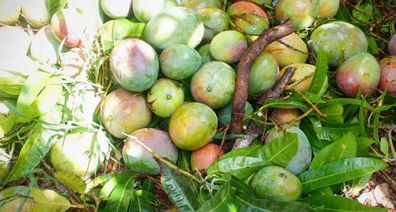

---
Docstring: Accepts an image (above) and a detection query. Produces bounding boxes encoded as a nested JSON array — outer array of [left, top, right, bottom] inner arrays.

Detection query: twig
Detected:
[[122, 133, 201, 183], [294, 90, 327, 118]]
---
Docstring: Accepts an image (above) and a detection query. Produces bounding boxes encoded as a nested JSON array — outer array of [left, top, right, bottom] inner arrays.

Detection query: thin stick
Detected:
[[294, 90, 327, 118]]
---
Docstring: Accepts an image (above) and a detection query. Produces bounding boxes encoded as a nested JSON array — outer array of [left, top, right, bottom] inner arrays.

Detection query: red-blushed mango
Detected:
[[51, 9, 86, 48], [190, 61, 236, 109], [0, 26, 31, 58], [217, 101, 253, 127], [147, 78, 184, 118], [199, 7, 230, 42], [144, 7, 204, 50], [123, 128, 178, 175], [180, 0, 221, 11], [275, 0, 319, 30], [210, 30, 247, 64], [336, 53, 380, 97], [389, 34, 396, 55], [378, 56, 396, 96], [0, 0, 21, 25], [30, 26, 61, 65], [133, 0, 177, 23], [318, 0, 340, 18], [169, 102, 218, 151], [248, 51, 279, 96], [100, 0, 133, 18], [160, 44, 202, 80], [309, 21, 368, 67], [101, 88, 152, 139], [110, 39, 159, 92], [271, 108, 301, 125], [21, 0, 50, 28], [280, 63, 328, 96], [191, 143, 223, 170], [251, 166, 302, 202], [265, 33, 308, 67], [227, 1, 269, 35], [50, 131, 109, 179]]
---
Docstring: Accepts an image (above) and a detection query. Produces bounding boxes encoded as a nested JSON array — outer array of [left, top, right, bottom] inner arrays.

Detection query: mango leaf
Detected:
[[309, 47, 328, 95], [356, 137, 375, 156], [220, 145, 261, 160], [99, 173, 132, 199], [160, 163, 199, 212], [324, 98, 371, 109], [300, 119, 327, 150], [335, 3, 352, 21], [319, 103, 344, 124], [322, 123, 360, 141], [31, 188, 70, 212], [178, 150, 191, 171], [259, 99, 308, 111], [237, 194, 318, 212], [207, 156, 269, 179], [367, 36, 378, 55], [380, 137, 389, 158], [103, 176, 135, 212], [310, 186, 333, 196], [352, 0, 373, 23], [309, 132, 356, 169], [197, 183, 238, 212], [129, 190, 155, 212], [299, 157, 388, 193], [261, 133, 298, 167], [46, 0, 68, 15], [54, 171, 86, 194], [349, 174, 372, 196], [4, 125, 59, 184], [304, 195, 386, 212]]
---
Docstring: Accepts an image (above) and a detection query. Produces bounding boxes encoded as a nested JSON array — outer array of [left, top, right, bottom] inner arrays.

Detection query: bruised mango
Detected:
[[309, 21, 368, 67], [169, 102, 218, 151], [336, 53, 380, 97], [190, 61, 236, 109], [210, 30, 247, 64], [147, 78, 184, 118], [227, 1, 269, 35], [160, 44, 202, 80], [265, 33, 308, 67], [101, 88, 152, 139], [123, 128, 178, 175], [378, 56, 396, 96], [110, 39, 159, 92], [275, 0, 319, 30], [248, 51, 279, 96]]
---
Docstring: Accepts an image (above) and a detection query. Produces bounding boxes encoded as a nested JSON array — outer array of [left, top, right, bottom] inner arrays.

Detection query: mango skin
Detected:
[[147, 78, 184, 118], [336, 53, 380, 97], [271, 108, 301, 125], [133, 0, 177, 23], [144, 7, 204, 50], [190, 61, 236, 109], [199, 7, 230, 42], [50, 131, 109, 179], [169, 102, 218, 151], [275, 0, 319, 30], [266, 126, 312, 174], [248, 51, 279, 96], [0, 0, 21, 25], [51, 9, 86, 48], [217, 101, 253, 127], [100, 0, 133, 18], [30, 26, 61, 65], [378, 56, 396, 96], [251, 166, 302, 202], [210, 30, 247, 64], [0, 26, 31, 58], [191, 143, 223, 170], [318, 0, 340, 18], [101, 88, 152, 139], [265, 33, 308, 68], [110, 39, 159, 92], [160, 44, 202, 80], [180, 0, 221, 11], [21, 0, 50, 29], [123, 128, 178, 175], [227, 1, 269, 35], [389, 34, 396, 55], [309, 21, 368, 67]]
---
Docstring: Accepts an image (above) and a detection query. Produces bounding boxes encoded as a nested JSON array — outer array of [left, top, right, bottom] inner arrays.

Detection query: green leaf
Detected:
[[197, 183, 238, 212], [207, 156, 269, 179], [129, 190, 154, 212], [99, 173, 132, 199], [220, 145, 261, 160], [335, 3, 352, 21], [261, 133, 298, 167], [299, 157, 388, 193], [4, 125, 59, 184], [324, 98, 371, 109], [46, 0, 68, 16], [310, 132, 357, 169], [178, 150, 191, 171], [320, 103, 344, 124], [104, 176, 135, 212], [259, 99, 308, 111], [380, 137, 389, 158], [309, 47, 328, 95], [367, 36, 378, 55], [237, 194, 318, 212], [304, 195, 386, 212], [352, 0, 373, 23], [356, 137, 375, 156], [54, 171, 86, 194], [160, 163, 199, 212], [310, 186, 333, 196], [31, 188, 70, 212], [322, 123, 361, 141], [349, 174, 372, 196], [300, 119, 327, 150]]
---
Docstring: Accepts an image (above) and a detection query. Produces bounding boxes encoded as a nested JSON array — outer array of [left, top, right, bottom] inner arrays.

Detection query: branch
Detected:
[[227, 20, 295, 152]]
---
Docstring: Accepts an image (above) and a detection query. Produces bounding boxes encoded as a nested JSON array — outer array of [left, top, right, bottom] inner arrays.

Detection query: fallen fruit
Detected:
[[199, 7, 230, 42], [51, 8, 86, 48], [30, 25, 61, 65], [271, 108, 301, 125], [248, 51, 279, 96], [0, 0, 21, 25], [100, 0, 133, 18], [210, 30, 248, 64], [275, 0, 319, 30], [191, 143, 223, 170], [318, 0, 340, 18], [227, 1, 269, 35], [133, 0, 177, 23], [389, 34, 396, 55], [21, 0, 50, 28]]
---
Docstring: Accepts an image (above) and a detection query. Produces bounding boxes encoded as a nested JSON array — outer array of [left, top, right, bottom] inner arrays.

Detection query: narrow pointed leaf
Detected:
[[104, 176, 135, 212], [197, 183, 238, 212], [261, 133, 298, 167], [304, 195, 386, 212], [54, 171, 86, 194], [207, 156, 269, 179]]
